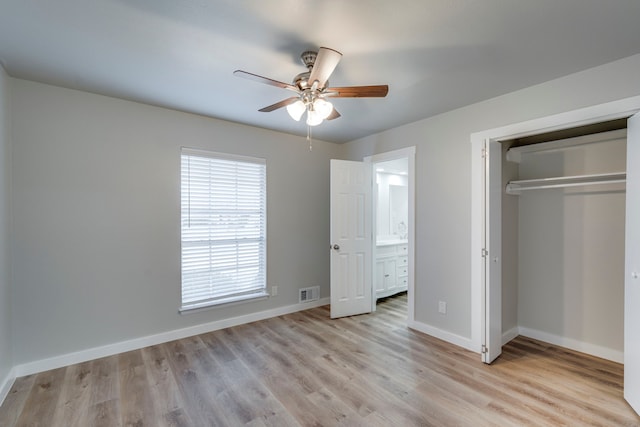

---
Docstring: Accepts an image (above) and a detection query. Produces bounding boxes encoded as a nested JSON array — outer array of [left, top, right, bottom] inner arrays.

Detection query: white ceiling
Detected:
[[1, 1, 640, 143]]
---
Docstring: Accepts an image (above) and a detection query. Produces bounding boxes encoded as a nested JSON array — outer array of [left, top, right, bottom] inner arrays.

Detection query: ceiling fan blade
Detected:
[[326, 108, 341, 120], [233, 70, 299, 92], [308, 47, 342, 89], [325, 85, 389, 98], [258, 97, 300, 112]]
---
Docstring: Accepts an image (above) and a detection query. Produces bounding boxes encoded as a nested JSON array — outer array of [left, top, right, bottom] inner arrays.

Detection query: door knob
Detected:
[[333, 244, 340, 250]]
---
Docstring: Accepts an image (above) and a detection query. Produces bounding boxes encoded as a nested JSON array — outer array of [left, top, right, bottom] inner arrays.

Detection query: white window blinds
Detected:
[[181, 148, 267, 311]]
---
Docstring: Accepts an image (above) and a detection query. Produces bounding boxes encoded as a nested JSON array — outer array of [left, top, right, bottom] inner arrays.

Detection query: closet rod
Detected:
[[506, 172, 626, 195]]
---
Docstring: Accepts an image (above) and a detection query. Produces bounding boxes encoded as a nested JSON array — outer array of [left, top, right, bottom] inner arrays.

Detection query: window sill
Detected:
[[179, 291, 270, 315]]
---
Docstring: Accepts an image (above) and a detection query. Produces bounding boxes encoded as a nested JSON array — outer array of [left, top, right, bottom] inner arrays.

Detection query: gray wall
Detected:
[[0, 66, 13, 383], [342, 54, 640, 341], [10, 79, 341, 364], [5, 53, 640, 368], [517, 137, 626, 352]]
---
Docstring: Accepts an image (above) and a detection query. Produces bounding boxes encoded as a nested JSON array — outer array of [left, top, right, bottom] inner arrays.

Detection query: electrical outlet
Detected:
[[438, 301, 447, 314], [271, 286, 278, 296]]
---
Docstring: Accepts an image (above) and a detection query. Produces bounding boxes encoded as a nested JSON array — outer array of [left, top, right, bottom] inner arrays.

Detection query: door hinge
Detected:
[[481, 148, 487, 158], [481, 248, 488, 257], [481, 345, 488, 354]]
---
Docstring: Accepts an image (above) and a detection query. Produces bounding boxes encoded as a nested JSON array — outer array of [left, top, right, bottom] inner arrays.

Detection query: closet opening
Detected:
[[500, 122, 627, 364], [471, 99, 640, 414]]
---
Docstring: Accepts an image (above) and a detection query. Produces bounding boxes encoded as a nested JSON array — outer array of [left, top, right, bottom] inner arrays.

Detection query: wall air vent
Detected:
[[299, 286, 320, 303]]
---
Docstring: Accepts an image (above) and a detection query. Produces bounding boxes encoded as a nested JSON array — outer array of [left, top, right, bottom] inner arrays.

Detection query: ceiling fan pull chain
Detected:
[[307, 125, 312, 151]]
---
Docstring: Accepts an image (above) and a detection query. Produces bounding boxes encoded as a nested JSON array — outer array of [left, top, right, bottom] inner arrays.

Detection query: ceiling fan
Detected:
[[233, 47, 389, 127]]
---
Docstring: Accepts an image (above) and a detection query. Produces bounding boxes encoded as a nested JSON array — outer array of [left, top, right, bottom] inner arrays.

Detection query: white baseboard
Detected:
[[517, 327, 623, 364], [14, 297, 330, 377], [407, 319, 478, 353], [0, 367, 16, 406], [502, 326, 520, 346]]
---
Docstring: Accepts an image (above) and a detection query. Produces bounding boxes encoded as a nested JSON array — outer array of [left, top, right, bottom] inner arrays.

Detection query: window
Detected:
[[180, 148, 267, 311]]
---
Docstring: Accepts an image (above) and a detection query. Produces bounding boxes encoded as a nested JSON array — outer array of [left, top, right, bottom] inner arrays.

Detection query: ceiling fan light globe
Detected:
[[314, 98, 333, 120], [286, 100, 306, 121], [306, 110, 323, 126]]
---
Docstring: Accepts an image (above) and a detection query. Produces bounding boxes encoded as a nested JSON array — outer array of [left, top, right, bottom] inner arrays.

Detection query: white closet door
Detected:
[[330, 159, 373, 318], [483, 140, 502, 363], [625, 112, 640, 415]]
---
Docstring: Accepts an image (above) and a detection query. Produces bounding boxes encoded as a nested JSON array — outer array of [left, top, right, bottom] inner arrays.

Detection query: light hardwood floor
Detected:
[[1, 293, 639, 426]]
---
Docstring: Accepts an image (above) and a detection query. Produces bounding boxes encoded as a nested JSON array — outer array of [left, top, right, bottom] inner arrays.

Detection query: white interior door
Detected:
[[483, 139, 502, 363], [330, 159, 372, 318], [625, 112, 640, 414]]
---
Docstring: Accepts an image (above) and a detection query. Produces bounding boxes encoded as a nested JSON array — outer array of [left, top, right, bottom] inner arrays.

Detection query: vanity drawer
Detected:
[[397, 265, 408, 277], [398, 276, 408, 288], [397, 256, 408, 266], [376, 245, 397, 257]]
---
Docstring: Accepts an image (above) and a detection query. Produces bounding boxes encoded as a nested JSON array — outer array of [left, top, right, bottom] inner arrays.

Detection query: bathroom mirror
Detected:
[[375, 158, 408, 242], [390, 184, 408, 239]]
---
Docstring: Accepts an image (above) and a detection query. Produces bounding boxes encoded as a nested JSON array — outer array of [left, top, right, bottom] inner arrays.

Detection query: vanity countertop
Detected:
[[376, 239, 408, 247]]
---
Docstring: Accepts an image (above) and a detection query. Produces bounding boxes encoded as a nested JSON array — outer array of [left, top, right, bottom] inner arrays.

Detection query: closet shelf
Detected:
[[506, 129, 627, 163], [506, 172, 626, 195]]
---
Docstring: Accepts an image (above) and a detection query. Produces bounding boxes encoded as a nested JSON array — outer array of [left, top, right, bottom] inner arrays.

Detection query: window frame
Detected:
[[180, 147, 268, 313]]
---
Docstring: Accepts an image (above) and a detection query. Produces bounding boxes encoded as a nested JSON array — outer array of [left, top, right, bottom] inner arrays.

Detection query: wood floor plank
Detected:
[[162, 407, 191, 427], [162, 338, 231, 426], [274, 312, 461, 426], [89, 356, 120, 407], [88, 398, 121, 427], [216, 326, 329, 426], [1, 293, 639, 426], [0, 374, 36, 427], [13, 367, 66, 427], [50, 360, 93, 427], [141, 344, 193, 427], [305, 386, 367, 426], [118, 349, 157, 426], [200, 333, 298, 427], [261, 322, 386, 421]]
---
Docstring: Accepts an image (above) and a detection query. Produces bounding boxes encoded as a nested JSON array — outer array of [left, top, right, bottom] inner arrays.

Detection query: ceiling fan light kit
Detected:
[[312, 98, 333, 119], [286, 100, 306, 121], [234, 47, 389, 128], [285, 88, 334, 126]]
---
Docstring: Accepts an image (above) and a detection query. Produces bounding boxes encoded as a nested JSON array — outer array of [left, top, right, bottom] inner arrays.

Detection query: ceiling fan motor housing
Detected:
[[300, 50, 318, 69], [294, 50, 321, 90], [293, 71, 329, 91], [293, 71, 311, 89]]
